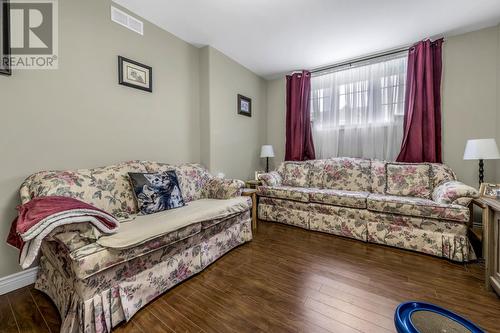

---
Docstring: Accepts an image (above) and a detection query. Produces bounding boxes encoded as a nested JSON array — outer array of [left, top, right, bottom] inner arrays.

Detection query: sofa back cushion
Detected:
[[281, 162, 310, 187], [322, 157, 371, 192], [308, 159, 327, 188], [386, 163, 432, 199], [19, 161, 147, 216], [143, 162, 211, 202], [430, 163, 457, 187], [370, 160, 387, 194]]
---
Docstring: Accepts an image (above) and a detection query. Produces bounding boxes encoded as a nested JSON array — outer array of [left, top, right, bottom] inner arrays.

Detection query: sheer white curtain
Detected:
[[311, 55, 407, 161]]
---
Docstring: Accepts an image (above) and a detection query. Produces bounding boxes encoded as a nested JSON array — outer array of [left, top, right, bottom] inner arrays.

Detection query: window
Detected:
[[380, 74, 405, 116], [310, 55, 407, 161]]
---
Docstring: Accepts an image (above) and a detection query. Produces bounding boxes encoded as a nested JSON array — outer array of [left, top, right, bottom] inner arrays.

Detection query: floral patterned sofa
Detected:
[[257, 158, 479, 262], [19, 161, 252, 333]]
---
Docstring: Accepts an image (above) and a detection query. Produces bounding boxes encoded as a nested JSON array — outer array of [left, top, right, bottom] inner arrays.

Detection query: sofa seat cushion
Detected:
[[48, 197, 251, 280], [97, 197, 251, 249], [257, 186, 312, 202], [367, 194, 469, 222], [49, 222, 202, 280], [309, 189, 369, 209]]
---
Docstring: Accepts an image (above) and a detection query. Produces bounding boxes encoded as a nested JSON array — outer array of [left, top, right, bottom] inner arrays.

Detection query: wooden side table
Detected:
[[242, 188, 257, 230], [481, 197, 500, 296], [470, 197, 500, 295], [470, 199, 488, 258], [245, 180, 262, 189]]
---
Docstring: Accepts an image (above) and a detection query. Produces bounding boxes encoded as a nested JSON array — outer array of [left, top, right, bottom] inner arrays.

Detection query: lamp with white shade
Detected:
[[463, 138, 500, 186], [260, 145, 275, 172]]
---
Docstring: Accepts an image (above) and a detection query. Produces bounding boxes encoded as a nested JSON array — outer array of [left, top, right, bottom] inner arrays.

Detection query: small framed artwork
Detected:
[[479, 183, 500, 199], [255, 170, 265, 180], [0, 0, 11, 76], [237, 94, 251, 117], [118, 56, 152, 92]]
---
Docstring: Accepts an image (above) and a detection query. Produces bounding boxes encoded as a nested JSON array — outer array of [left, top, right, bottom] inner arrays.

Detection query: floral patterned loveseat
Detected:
[[19, 160, 252, 333], [257, 158, 479, 262]]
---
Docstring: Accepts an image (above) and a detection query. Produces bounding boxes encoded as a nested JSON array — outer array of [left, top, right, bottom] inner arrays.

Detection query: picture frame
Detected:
[[118, 56, 152, 92], [479, 183, 500, 199], [0, 0, 11, 76], [237, 94, 251, 117], [254, 170, 265, 181]]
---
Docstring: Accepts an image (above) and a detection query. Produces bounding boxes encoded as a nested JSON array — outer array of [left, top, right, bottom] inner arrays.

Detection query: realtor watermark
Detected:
[[3, 0, 58, 69]]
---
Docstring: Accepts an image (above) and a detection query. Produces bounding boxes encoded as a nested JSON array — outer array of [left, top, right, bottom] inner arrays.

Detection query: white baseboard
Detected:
[[0, 267, 39, 295]]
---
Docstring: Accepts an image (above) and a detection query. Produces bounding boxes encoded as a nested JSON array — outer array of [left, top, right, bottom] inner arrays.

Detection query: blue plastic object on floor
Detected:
[[394, 301, 484, 333]]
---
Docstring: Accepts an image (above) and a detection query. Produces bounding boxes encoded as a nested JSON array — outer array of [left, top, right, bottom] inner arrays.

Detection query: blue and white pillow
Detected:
[[128, 170, 185, 215]]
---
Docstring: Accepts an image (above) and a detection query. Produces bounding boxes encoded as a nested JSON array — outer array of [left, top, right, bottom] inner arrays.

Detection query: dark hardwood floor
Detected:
[[2, 221, 499, 333]]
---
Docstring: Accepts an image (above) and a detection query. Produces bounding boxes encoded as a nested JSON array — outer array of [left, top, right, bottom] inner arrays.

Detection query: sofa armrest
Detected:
[[257, 171, 282, 187], [432, 181, 479, 206], [203, 178, 245, 199]]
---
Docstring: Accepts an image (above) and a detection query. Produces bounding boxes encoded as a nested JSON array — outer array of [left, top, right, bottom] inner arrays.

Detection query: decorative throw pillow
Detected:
[[386, 163, 432, 199], [258, 171, 282, 187], [128, 171, 185, 215], [143, 162, 211, 202], [430, 163, 457, 187], [432, 180, 479, 204]]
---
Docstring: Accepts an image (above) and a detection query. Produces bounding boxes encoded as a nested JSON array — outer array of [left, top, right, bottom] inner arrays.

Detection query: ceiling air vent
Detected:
[[111, 6, 144, 35]]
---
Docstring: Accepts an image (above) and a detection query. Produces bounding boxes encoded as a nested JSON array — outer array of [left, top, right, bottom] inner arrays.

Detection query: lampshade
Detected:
[[260, 145, 275, 158], [463, 139, 500, 160]]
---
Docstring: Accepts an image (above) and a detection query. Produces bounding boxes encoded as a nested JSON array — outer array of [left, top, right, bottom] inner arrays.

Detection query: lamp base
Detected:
[[479, 159, 484, 186]]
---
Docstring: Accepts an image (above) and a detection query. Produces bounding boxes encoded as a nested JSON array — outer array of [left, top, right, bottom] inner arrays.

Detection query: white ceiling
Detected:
[[113, 0, 500, 79]]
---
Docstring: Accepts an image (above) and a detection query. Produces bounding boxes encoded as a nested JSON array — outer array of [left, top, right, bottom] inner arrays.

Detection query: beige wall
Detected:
[[498, 27, 500, 181], [0, 0, 203, 277], [442, 25, 500, 186], [266, 25, 500, 187], [200, 46, 268, 180], [199, 47, 211, 169], [266, 78, 286, 169]]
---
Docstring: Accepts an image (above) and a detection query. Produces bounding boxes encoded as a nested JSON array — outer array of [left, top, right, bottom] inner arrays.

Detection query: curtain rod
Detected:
[[309, 45, 412, 75]]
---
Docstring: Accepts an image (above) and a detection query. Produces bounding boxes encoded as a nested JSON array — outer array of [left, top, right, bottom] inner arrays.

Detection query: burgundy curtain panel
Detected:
[[396, 38, 443, 163], [285, 70, 316, 161]]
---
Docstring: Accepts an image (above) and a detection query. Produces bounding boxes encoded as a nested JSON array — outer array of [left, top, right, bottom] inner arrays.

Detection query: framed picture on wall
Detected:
[[118, 56, 152, 92], [237, 94, 251, 117], [0, 0, 11, 76]]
